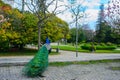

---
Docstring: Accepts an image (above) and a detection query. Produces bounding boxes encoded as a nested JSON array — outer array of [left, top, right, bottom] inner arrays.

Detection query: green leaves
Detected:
[[0, 1, 70, 50], [42, 15, 69, 42]]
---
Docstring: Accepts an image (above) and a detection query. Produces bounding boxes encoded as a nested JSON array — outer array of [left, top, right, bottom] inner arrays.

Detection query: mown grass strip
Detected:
[[110, 67, 120, 70], [0, 48, 59, 57], [52, 45, 120, 53], [49, 59, 120, 67]]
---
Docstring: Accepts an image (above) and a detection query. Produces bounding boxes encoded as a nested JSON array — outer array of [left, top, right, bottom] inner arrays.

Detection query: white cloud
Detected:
[[85, 9, 99, 21], [57, 11, 73, 22], [83, 0, 100, 8], [53, 0, 100, 24], [47, 0, 112, 29]]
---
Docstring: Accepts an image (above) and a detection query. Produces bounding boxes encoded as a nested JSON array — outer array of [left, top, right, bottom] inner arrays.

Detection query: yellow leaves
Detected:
[[0, 30, 7, 41], [1, 22, 11, 29], [1, 35, 7, 41], [0, 29, 5, 34], [12, 9, 23, 19], [28, 28, 33, 32], [7, 31, 20, 39]]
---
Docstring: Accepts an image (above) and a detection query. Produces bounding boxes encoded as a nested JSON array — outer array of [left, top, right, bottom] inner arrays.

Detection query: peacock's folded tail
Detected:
[[22, 45, 48, 77]]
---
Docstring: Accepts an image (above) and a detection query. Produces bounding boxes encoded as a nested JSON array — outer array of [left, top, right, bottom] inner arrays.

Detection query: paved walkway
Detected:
[[0, 62, 120, 80], [0, 50, 120, 80], [0, 50, 120, 66]]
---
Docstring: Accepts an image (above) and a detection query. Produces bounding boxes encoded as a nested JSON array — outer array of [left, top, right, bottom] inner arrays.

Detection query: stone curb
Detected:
[[0, 62, 27, 67], [0, 58, 120, 67]]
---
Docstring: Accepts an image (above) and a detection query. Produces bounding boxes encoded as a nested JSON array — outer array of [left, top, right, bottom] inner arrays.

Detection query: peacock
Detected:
[[22, 44, 49, 77]]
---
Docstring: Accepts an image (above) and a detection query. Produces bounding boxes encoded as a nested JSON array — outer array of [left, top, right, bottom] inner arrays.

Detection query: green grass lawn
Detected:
[[110, 66, 120, 70], [52, 45, 90, 52], [0, 45, 119, 57], [49, 59, 120, 66], [0, 48, 59, 57], [96, 50, 120, 53], [52, 45, 120, 53]]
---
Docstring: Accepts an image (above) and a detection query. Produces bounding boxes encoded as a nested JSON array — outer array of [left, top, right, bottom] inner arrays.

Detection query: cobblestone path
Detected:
[[0, 62, 120, 80]]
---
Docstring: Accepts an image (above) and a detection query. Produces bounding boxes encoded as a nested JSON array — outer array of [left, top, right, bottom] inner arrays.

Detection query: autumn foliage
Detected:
[[0, 1, 69, 51]]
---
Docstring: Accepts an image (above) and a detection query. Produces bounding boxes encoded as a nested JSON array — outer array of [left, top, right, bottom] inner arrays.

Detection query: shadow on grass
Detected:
[[0, 48, 59, 56], [0, 48, 37, 56]]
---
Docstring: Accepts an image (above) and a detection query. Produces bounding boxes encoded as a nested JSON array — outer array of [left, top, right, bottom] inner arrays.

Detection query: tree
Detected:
[[25, 0, 66, 49], [67, 28, 76, 44], [95, 3, 119, 44], [0, 15, 7, 23], [107, 0, 120, 30], [0, 1, 37, 50], [18, 12, 38, 49], [0, 1, 12, 51], [41, 14, 70, 43], [95, 4, 107, 43], [0, 1, 70, 50], [106, 0, 120, 44], [68, 26, 93, 44], [81, 24, 93, 42], [22, 0, 25, 12], [67, 0, 86, 57], [57, 19, 70, 45]]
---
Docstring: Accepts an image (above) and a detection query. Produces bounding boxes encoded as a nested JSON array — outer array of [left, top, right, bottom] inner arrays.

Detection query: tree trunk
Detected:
[[38, 22, 41, 50], [19, 44, 24, 50], [22, 0, 24, 12]]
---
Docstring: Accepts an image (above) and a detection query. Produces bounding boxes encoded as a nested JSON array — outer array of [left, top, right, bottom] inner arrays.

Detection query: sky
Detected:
[[3, 0, 110, 30], [55, 0, 110, 30]]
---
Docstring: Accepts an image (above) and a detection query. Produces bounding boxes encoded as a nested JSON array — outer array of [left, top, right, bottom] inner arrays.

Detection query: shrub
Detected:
[[96, 45, 117, 50], [106, 42, 115, 46], [81, 44, 90, 50], [100, 43, 106, 46], [94, 42, 98, 45], [0, 41, 9, 51], [81, 44, 96, 51], [117, 45, 120, 47], [81, 43, 117, 50], [89, 45, 96, 51]]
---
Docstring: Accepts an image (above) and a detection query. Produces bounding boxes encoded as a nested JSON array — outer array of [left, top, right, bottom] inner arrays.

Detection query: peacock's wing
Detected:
[[22, 45, 48, 77]]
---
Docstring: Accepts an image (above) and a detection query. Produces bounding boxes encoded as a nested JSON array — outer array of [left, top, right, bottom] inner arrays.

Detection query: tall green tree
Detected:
[[95, 4, 106, 43], [18, 12, 38, 48], [68, 27, 88, 43], [67, 28, 76, 44], [95, 3, 120, 44]]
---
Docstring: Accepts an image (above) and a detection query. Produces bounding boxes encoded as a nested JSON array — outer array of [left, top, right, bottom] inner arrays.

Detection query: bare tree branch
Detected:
[[0, 15, 7, 23]]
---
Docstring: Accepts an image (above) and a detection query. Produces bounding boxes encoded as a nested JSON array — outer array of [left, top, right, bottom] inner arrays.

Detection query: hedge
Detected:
[[96, 45, 117, 50], [81, 45, 90, 50], [81, 45, 117, 50]]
